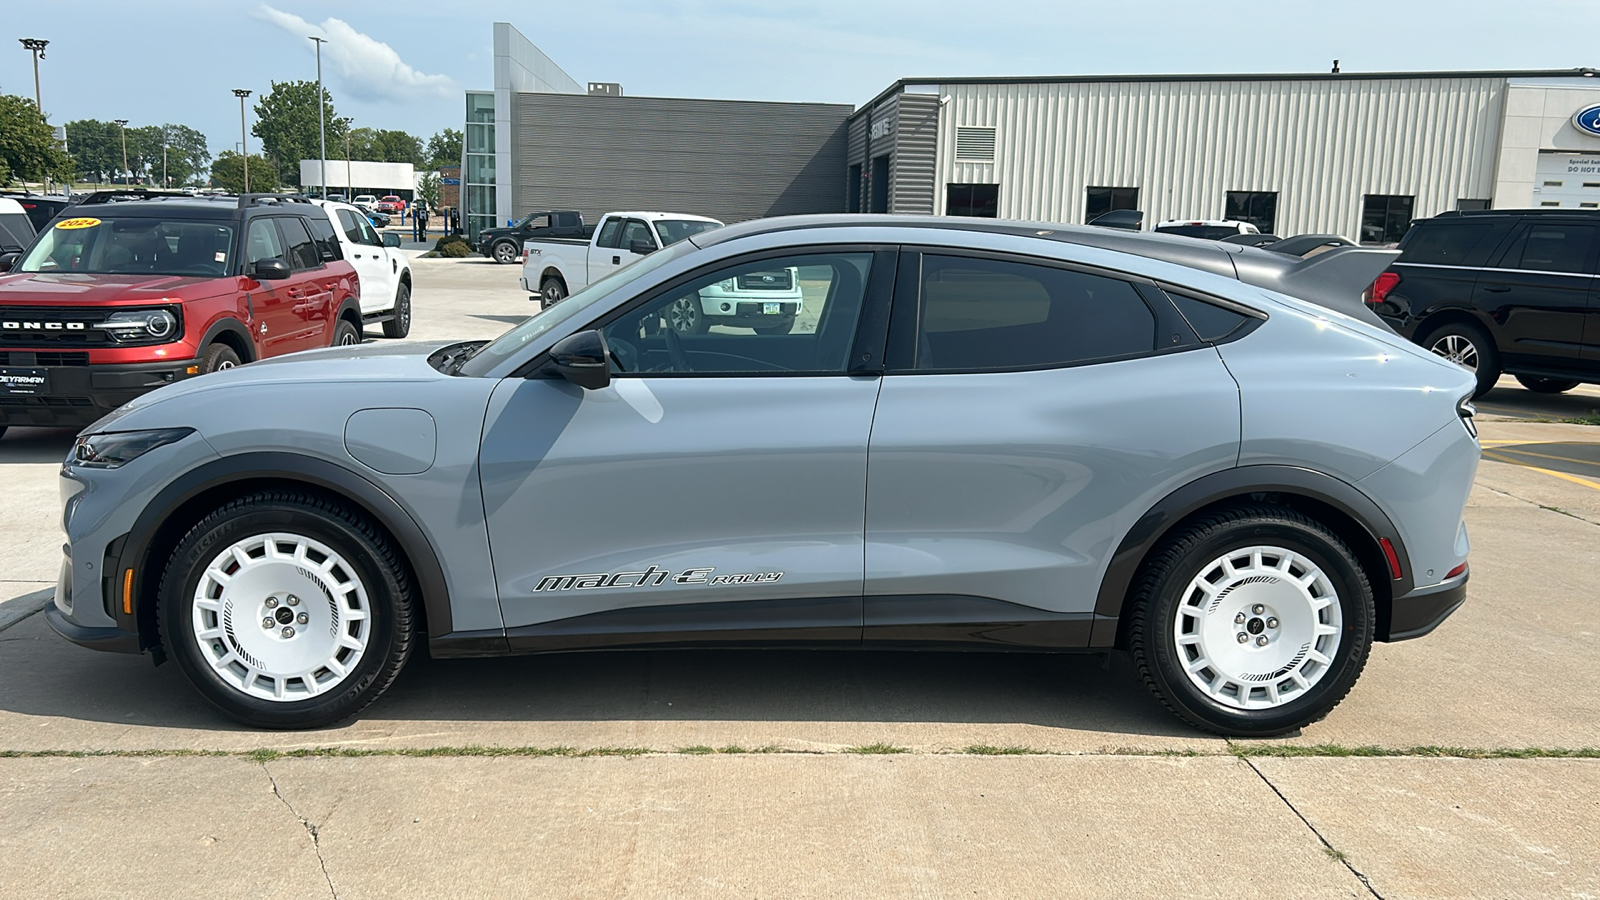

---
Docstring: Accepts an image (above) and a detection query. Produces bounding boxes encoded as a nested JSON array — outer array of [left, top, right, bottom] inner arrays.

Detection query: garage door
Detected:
[[1533, 152, 1600, 209]]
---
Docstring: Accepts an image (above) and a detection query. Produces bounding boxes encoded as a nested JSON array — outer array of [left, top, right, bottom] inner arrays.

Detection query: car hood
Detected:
[[0, 271, 224, 302]]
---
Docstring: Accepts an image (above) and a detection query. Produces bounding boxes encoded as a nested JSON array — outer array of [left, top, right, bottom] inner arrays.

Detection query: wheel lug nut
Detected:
[[281, 626, 295, 638], [1237, 632, 1249, 643], [1256, 635, 1269, 647], [287, 595, 299, 607], [1252, 604, 1265, 615], [265, 597, 278, 609], [1234, 612, 1246, 625], [262, 617, 274, 629], [296, 613, 308, 624], [1266, 617, 1279, 629]]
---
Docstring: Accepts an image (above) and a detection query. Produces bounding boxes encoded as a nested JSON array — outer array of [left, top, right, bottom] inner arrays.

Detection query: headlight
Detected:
[[71, 428, 194, 468], [96, 309, 179, 342]]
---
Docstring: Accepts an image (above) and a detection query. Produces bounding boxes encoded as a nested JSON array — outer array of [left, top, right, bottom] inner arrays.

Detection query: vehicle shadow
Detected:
[[0, 612, 1198, 741], [0, 426, 76, 464]]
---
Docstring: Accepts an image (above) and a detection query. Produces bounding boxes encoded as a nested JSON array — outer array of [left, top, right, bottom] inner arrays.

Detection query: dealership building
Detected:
[[464, 25, 1600, 244]]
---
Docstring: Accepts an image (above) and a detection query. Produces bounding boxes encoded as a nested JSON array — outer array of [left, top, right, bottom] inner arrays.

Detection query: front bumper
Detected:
[[1385, 567, 1468, 641], [0, 358, 198, 428], [46, 550, 140, 654]]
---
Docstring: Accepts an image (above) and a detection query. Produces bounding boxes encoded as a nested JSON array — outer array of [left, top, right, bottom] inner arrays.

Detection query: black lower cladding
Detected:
[[0, 358, 198, 427], [45, 606, 142, 654], [481, 594, 1096, 655], [1385, 573, 1468, 642]]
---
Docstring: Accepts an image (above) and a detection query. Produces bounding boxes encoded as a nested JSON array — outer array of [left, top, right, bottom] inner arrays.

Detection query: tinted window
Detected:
[[1500, 224, 1598, 274], [946, 184, 999, 218], [1225, 191, 1278, 234], [0, 213, 33, 251], [912, 256, 1156, 372], [1167, 292, 1254, 342], [1360, 195, 1414, 245], [335, 208, 364, 244], [277, 217, 321, 271], [1399, 223, 1495, 265], [620, 219, 655, 252], [596, 218, 623, 249], [245, 218, 286, 266], [1085, 186, 1139, 222], [306, 215, 343, 262], [601, 253, 873, 375]]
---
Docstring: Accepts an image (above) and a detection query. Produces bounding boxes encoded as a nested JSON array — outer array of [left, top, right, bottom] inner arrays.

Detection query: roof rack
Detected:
[[1435, 208, 1600, 217], [236, 193, 317, 209], [75, 188, 204, 206]]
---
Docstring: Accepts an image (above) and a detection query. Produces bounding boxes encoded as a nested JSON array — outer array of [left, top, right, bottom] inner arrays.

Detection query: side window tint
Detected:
[[1399, 224, 1494, 265], [1506, 224, 1597, 274], [357, 217, 382, 247], [596, 218, 623, 249], [307, 216, 342, 261], [335, 209, 363, 244], [601, 253, 874, 375], [621, 219, 654, 251], [1166, 291, 1254, 342], [913, 256, 1156, 372], [245, 218, 286, 266], [277, 217, 321, 271]]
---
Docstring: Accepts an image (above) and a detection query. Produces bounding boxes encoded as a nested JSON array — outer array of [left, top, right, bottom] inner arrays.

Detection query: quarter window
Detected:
[[909, 256, 1156, 372], [601, 253, 874, 375]]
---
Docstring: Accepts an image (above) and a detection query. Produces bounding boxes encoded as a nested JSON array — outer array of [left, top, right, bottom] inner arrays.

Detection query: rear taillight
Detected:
[[1366, 271, 1401, 305]]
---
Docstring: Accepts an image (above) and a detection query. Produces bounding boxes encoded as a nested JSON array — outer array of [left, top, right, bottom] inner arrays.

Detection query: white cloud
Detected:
[[256, 6, 456, 103]]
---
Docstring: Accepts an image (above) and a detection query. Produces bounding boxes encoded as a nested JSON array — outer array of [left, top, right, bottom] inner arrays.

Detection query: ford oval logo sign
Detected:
[[1575, 104, 1600, 137]]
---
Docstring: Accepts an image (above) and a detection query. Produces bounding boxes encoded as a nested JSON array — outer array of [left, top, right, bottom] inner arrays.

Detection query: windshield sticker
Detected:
[[55, 217, 101, 230], [532, 565, 782, 592], [214, 251, 227, 263]]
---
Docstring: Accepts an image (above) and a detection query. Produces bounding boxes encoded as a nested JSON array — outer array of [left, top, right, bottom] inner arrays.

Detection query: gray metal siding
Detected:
[[892, 94, 940, 214], [512, 94, 851, 224]]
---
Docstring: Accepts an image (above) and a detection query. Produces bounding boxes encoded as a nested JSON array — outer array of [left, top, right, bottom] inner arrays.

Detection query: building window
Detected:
[[869, 155, 890, 214], [463, 91, 497, 242], [1086, 186, 1139, 222], [1456, 199, 1491, 211], [1360, 195, 1414, 245], [847, 164, 862, 214], [1224, 191, 1278, 234], [945, 184, 999, 218]]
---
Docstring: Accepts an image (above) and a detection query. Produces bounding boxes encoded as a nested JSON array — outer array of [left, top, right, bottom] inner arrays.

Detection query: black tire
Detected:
[[752, 317, 796, 336], [1515, 374, 1580, 394], [540, 277, 567, 309], [1420, 320, 1500, 398], [332, 318, 361, 347], [382, 282, 412, 338], [200, 343, 242, 374], [157, 490, 415, 729], [491, 240, 519, 264], [1127, 505, 1375, 737], [665, 295, 709, 335]]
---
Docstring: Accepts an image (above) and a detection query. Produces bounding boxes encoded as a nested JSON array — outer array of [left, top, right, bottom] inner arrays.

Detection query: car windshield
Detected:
[[1156, 225, 1242, 240], [17, 216, 235, 277], [457, 238, 701, 377], [654, 219, 721, 246]]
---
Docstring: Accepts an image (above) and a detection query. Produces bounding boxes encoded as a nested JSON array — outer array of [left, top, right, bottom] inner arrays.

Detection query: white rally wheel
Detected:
[[189, 532, 372, 702], [1172, 545, 1343, 711]]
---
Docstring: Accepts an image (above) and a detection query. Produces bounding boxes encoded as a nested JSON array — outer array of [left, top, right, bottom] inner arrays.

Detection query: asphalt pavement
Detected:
[[2, 256, 1598, 898]]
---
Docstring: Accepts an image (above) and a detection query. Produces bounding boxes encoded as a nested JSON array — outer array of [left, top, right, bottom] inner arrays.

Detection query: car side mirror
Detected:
[[383, 233, 402, 248], [547, 329, 611, 390], [0, 252, 17, 273], [251, 258, 292, 280], [629, 239, 656, 256]]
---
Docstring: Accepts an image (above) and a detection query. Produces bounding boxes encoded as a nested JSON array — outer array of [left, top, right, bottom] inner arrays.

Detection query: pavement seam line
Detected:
[[1239, 754, 1386, 900], [262, 760, 339, 900]]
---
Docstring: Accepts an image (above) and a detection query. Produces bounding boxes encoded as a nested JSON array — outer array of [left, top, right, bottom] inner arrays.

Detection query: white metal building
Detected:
[[848, 69, 1600, 242], [297, 159, 416, 196]]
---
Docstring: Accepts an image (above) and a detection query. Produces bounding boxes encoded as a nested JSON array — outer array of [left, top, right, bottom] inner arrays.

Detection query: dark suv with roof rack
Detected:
[[0, 191, 362, 438], [1366, 209, 1600, 397]]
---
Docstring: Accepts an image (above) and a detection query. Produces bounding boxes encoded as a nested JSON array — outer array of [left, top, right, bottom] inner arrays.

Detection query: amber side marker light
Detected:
[[185, 365, 199, 374], [122, 568, 134, 615]]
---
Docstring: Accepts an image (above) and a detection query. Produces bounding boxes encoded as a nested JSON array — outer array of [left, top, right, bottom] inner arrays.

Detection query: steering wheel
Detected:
[[663, 324, 691, 372]]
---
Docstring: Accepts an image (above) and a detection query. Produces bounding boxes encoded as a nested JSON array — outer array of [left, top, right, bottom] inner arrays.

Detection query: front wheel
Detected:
[[492, 241, 519, 264], [1128, 505, 1374, 737], [1515, 374, 1580, 394], [382, 283, 412, 338], [158, 491, 415, 729], [200, 342, 242, 374], [666, 295, 709, 335], [1422, 321, 1500, 398], [332, 319, 360, 347]]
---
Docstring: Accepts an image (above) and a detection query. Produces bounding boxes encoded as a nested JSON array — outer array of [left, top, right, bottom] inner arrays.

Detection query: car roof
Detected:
[[0, 198, 25, 215], [608, 211, 724, 224], [1155, 219, 1248, 227]]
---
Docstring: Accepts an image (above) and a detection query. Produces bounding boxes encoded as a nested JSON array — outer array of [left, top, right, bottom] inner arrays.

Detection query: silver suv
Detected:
[[47, 216, 1480, 736]]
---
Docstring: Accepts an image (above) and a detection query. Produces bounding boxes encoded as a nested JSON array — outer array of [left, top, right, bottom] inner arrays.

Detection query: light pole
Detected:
[[233, 89, 252, 193], [19, 39, 50, 191], [310, 35, 328, 199], [340, 117, 353, 198], [113, 119, 129, 185]]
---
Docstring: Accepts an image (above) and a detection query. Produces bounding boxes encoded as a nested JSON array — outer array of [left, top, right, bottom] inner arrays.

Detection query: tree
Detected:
[[417, 171, 440, 210], [252, 81, 346, 187], [66, 119, 119, 183], [210, 151, 278, 194], [426, 128, 462, 168], [346, 127, 423, 165], [0, 94, 71, 186]]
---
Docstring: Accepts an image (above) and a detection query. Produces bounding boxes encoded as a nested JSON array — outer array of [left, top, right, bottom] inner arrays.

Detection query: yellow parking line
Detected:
[[1487, 445, 1600, 467], [1481, 450, 1600, 491]]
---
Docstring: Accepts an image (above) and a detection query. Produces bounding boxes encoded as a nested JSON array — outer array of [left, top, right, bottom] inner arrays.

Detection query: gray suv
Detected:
[[47, 216, 1480, 736]]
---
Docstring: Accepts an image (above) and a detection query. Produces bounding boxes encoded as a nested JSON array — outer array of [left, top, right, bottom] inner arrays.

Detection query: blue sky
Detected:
[[4, 0, 1598, 156]]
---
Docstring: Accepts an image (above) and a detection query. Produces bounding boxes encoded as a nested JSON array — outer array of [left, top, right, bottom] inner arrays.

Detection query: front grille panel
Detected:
[[735, 271, 795, 291], [0, 305, 180, 348]]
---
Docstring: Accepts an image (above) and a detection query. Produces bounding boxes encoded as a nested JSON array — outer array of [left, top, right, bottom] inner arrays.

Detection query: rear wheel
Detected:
[[752, 317, 796, 336], [332, 319, 360, 347], [540, 277, 567, 310], [158, 490, 415, 729], [1422, 321, 1500, 398], [491, 241, 519, 265], [1128, 505, 1374, 737], [1515, 374, 1580, 394], [382, 283, 412, 338], [201, 343, 242, 374]]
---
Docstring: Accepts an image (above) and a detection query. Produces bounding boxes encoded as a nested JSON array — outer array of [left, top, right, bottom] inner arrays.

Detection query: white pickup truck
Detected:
[[311, 200, 413, 338], [521, 211, 721, 310]]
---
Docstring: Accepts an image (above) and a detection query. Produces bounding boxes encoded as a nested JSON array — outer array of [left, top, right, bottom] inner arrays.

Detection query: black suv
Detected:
[[1369, 209, 1600, 397]]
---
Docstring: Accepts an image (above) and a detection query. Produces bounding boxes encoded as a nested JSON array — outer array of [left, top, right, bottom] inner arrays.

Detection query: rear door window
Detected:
[[1497, 224, 1599, 274], [1398, 223, 1497, 265]]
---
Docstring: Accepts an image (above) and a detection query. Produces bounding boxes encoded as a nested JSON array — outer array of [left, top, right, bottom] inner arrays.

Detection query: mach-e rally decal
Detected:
[[533, 565, 783, 592]]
